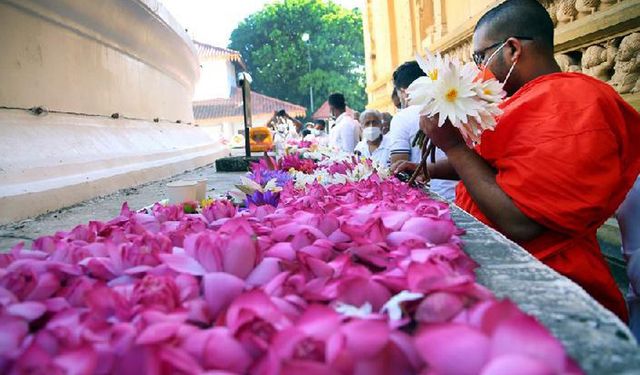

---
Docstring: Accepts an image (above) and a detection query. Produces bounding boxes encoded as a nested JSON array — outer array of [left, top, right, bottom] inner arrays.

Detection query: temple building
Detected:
[[362, 0, 640, 112], [192, 41, 306, 143]]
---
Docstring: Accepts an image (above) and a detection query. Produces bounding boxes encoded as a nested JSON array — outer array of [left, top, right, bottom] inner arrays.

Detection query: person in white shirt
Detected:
[[327, 93, 359, 153], [304, 120, 329, 145], [388, 61, 458, 201], [617, 176, 640, 341], [354, 109, 391, 167]]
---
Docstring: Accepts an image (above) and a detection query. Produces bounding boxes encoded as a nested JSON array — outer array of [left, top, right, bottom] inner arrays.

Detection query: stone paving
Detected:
[[1, 163, 640, 373]]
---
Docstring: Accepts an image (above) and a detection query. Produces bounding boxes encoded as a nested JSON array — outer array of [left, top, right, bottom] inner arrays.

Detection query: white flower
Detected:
[[381, 291, 425, 321], [416, 51, 446, 82], [335, 302, 373, 318], [263, 178, 283, 193], [420, 61, 484, 128], [473, 78, 506, 103]]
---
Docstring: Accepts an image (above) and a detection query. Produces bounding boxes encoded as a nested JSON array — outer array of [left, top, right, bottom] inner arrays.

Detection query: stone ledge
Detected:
[[446, 198, 640, 374]]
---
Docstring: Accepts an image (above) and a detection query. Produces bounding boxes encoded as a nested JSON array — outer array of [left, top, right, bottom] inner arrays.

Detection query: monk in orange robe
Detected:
[[418, 0, 640, 321]]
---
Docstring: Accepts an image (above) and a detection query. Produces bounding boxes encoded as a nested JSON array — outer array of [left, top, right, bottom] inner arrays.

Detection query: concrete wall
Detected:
[[0, 0, 228, 224]]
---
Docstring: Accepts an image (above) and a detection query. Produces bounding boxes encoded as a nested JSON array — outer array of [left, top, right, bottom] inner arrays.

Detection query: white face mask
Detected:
[[483, 41, 518, 89], [312, 129, 322, 136], [362, 126, 382, 142]]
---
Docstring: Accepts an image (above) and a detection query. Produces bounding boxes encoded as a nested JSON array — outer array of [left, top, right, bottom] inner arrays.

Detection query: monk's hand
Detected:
[[419, 115, 465, 152], [391, 160, 417, 174]]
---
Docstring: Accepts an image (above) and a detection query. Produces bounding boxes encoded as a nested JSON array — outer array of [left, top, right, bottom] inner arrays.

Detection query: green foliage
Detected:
[[229, 0, 366, 115]]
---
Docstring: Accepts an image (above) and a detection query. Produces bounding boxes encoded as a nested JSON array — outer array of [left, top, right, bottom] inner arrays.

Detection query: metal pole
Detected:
[[240, 77, 252, 158], [307, 47, 314, 113]]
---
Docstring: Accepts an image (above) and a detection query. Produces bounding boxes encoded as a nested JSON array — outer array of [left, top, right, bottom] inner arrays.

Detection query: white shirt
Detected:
[[617, 176, 640, 341], [330, 112, 359, 153], [388, 105, 458, 201], [354, 136, 391, 167]]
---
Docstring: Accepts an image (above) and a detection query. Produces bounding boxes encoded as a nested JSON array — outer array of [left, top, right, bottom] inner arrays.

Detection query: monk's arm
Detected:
[[428, 158, 460, 180], [445, 145, 545, 242]]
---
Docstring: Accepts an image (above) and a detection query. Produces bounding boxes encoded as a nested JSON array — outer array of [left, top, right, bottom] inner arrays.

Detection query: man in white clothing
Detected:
[[618, 176, 640, 341], [388, 61, 458, 201], [354, 109, 391, 167], [328, 93, 359, 153]]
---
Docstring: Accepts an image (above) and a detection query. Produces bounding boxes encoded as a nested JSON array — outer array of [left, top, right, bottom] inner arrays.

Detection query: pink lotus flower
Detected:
[[226, 290, 292, 357], [161, 220, 258, 279], [416, 300, 582, 375], [182, 327, 251, 373], [0, 172, 581, 374], [131, 274, 181, 312]]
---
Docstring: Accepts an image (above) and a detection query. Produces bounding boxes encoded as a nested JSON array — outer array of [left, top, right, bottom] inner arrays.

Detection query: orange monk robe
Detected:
[[456, 73, 640, 321]]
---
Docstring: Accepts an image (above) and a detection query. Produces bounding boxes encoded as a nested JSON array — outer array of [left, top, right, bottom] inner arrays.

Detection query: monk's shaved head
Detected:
[[475, 0, 554, 53]]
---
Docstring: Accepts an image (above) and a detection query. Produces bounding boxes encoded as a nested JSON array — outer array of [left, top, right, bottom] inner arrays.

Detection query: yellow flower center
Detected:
[[483, 88, 493, 95], [445, 88, 458, 102], [428, 69, 438, 81]]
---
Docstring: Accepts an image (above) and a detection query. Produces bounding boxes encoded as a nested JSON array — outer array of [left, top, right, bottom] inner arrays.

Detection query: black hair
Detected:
[[475, 0, 554, 52], [328, 93, 346, 111], [314, 119, 326, 130], [392, 61, 426, 89]]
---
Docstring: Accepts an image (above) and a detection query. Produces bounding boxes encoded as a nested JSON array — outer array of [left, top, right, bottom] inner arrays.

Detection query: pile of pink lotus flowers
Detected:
[[0, 170, 581, 374]]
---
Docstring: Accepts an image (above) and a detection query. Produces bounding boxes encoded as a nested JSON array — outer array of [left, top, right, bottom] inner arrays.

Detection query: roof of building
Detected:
[[193, 87, 306, 122], [312, 100, 355, 120], [193, 40, 246, 69]]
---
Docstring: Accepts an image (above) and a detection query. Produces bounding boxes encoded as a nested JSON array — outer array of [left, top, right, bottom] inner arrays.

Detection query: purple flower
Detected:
[[248, 169, 292, 187], [246, 190, 280, 207]]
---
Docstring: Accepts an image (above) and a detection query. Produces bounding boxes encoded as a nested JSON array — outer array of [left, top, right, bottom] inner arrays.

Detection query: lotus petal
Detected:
[[203, 272, 245, 318], [415, 323, 490, 375]]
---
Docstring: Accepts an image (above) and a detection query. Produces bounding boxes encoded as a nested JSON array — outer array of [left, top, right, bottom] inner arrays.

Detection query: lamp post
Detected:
[[301, 33, 314, 114], [237, 72, 253, 158]]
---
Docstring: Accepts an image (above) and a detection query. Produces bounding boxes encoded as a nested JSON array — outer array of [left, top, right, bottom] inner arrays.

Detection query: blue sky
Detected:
[[162, 0, 363, 48]]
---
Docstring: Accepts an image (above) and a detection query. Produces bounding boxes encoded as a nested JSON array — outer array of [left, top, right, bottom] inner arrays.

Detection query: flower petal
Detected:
[[203, 272, 245, 318], [415, 323, 490, 374]]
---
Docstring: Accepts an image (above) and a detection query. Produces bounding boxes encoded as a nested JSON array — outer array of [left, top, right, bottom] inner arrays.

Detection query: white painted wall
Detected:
[[193, 60, 238, 100]]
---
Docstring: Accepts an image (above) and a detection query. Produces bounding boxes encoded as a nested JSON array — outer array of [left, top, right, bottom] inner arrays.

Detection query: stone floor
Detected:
[[0, 163, 244, 250]]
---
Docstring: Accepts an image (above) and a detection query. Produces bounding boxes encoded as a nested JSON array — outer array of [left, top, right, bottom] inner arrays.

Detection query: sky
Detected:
[[162, 0, 363, 48]]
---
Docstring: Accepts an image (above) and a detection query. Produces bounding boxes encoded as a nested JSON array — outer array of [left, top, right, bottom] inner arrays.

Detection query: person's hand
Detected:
[[419, 115, 465, 152], [391, 160, 417, 174]]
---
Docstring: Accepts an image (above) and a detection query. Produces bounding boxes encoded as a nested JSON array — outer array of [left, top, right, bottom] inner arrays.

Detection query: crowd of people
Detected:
[[266, 0, 640, 341]]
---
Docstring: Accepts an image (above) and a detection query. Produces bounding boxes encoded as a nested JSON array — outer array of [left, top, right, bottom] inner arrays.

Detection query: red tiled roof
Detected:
[[193, 87, 306, 121], [193, 40, 246, 69], [312, 100, 354, 120]]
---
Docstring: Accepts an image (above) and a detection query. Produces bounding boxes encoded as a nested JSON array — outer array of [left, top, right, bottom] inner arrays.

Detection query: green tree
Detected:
[[229, 0, 366, 115]]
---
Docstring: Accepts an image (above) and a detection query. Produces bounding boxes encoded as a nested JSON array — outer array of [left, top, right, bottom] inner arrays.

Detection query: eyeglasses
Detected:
[[472, 36, 533, 67]]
